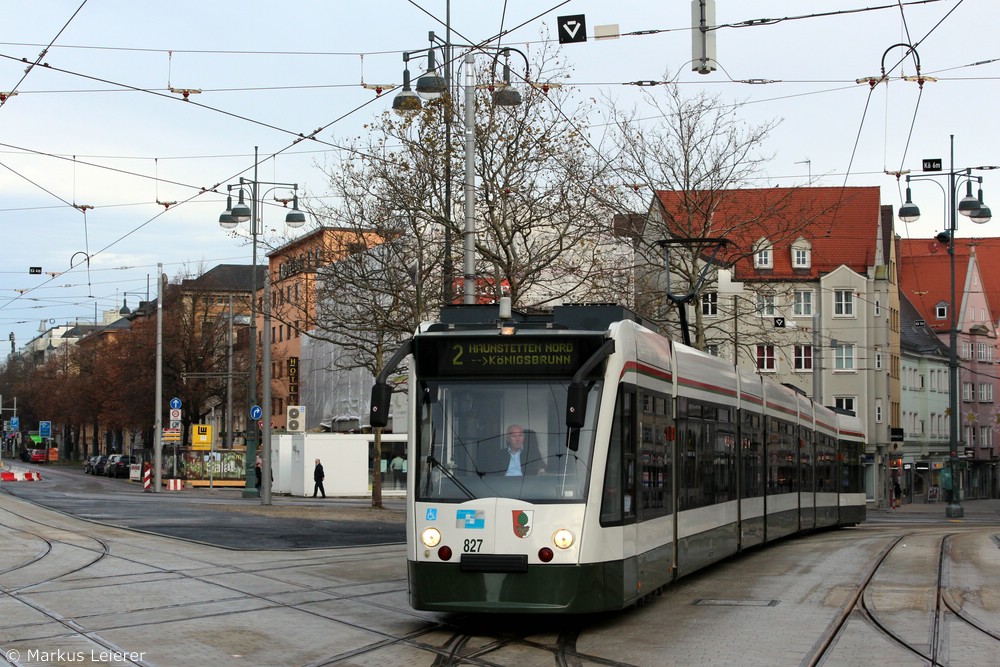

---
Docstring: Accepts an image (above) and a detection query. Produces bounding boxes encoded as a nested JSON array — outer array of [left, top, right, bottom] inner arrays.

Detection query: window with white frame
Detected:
[[791, 238, 811, 268], [705, 343, 720, 357], [874, 299, 881, 316], [701, 291, 718, 316], [875, 399, 883, 423], [756, 344, 776, 372], [875, 352, 882, 370], [835, 396, 856, 413], [935, 303, 947, 319], [756, 292, 777, 316], [794, 345, 812, 371], [979, 383, 993, 402], [980, 426, 992, 449], [962, 341, 971, 359], [978, 343, 992, 362], [834, 290, 854, 316], [793, 290, 813, 316], [965, 425, 976, 449], [963, 382, 974, 401], [754, 240, 773, 269], [833, 343, 855, 370]]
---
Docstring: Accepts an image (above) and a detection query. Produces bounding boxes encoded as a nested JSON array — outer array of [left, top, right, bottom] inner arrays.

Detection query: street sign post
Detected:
[[192, 424, 212, 451]]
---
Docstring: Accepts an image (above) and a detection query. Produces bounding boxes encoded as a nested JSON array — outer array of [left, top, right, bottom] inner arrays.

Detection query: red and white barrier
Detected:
[[0, 469, 43, 482], [143, 463, 152, 492], [165, 479, 183, 491]]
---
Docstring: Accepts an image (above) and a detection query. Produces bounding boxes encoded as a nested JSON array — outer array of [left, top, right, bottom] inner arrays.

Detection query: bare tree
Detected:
[[295, 51, 635, 506], [604, 80, 842, 354]]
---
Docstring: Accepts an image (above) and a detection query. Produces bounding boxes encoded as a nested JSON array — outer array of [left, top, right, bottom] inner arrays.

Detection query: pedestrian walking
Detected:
[[390, 451, 406, 489], [313, 458, 326, 498]]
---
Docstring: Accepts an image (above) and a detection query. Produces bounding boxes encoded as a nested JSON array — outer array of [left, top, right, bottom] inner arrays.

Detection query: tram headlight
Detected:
[[421, 527, 442, 548], [552, 528, 574, 549]]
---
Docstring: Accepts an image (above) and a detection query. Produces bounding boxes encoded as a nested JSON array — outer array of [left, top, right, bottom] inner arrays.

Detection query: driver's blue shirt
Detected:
[[505, 448, 523, 476]]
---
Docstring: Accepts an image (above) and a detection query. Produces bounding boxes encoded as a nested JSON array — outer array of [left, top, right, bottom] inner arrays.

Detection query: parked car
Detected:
[[84, 455, 101, 474], [92, 455, 109, 476], [29, 449, 47, 464], [108, 455, 136, 479], [104, 455, 122, 476]]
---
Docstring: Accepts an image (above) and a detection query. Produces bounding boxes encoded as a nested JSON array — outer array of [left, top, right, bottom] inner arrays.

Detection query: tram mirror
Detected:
[[370, 383, 393, 428], [566, 383, 588, 429], [567, 428, 580, 452]]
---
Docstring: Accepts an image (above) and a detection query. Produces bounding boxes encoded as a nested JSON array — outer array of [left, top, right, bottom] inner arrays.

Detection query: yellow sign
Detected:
[[191, 424, 213, 451]]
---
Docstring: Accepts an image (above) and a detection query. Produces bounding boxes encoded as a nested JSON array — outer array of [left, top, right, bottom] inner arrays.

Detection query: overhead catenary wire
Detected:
[[0, 0, 990, 342]]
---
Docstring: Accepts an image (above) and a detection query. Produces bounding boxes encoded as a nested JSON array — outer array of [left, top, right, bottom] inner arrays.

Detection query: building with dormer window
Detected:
[[900, 238, 999, 499], [625, 186, 899, 507]]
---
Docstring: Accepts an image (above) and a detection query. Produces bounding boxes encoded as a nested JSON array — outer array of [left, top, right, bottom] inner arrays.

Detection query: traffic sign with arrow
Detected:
[[557, 14, 587, 44]]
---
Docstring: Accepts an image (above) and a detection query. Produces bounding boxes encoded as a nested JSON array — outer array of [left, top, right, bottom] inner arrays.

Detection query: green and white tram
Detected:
[[370, 304, 866, 613]]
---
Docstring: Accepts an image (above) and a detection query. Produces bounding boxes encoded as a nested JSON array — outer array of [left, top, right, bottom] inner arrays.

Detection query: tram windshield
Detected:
[[414, 379, 602, 503]]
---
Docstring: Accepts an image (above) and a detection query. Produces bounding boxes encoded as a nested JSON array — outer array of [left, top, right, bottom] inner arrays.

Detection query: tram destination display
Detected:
[[420, 335, 605, 377]]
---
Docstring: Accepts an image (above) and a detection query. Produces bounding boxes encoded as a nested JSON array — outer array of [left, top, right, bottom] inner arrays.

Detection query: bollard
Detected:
[[143, 462, 152, 492]]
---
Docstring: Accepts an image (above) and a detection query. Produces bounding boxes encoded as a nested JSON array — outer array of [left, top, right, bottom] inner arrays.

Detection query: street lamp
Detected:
[[218, 146, 307, 502], [898, 135, 993, 518], [391, 36, 529, 304], [119, 289, 152, 316]]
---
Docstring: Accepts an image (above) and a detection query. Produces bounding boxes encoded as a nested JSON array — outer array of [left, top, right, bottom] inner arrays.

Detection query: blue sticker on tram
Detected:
[[456, 509, 485, 529], [425, 508, 438, 521]]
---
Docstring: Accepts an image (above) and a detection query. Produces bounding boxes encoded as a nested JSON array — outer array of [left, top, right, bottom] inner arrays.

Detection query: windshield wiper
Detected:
[[425, 456, 476, 500]]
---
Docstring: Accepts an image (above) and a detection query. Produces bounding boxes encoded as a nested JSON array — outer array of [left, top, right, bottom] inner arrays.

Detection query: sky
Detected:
[[1, 0, 998, 351]]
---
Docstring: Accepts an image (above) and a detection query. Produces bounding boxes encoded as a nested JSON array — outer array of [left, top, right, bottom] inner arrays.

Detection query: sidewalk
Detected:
[[870, 497, 1000, 519]]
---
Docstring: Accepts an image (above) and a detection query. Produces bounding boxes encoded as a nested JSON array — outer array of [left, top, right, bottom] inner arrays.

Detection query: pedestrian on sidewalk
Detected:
[[254, 453, 263, 491], [313, 458, 326, 498]]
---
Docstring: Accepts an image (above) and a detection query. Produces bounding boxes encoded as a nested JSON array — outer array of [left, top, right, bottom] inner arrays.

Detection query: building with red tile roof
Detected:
[[898, 236, 998, 498], [627, 186, 900, 507]]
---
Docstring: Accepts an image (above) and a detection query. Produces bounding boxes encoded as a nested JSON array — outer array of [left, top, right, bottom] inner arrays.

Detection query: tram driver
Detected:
[[486, 424, 546, 476]]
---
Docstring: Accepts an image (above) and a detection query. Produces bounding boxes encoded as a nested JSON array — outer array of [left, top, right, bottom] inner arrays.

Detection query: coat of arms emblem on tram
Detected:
[[512, 510, 533, 538]]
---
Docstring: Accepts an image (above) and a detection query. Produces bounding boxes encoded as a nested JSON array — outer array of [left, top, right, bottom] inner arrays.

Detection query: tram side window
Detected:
[[800, 428, 815, 492], [677, 398, 736, 509], [766, 417, 797, 494], [638, 389, 672, 519], [601, 388, 636, 525], [840, 439, 863, 493], [741, 411, 764, 498], [817, 434, 836, 492]]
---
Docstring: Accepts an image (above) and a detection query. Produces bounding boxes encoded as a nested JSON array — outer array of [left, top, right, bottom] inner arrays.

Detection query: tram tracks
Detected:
[[807, 529, 1000, 666], [3, 492, 628, 667]]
